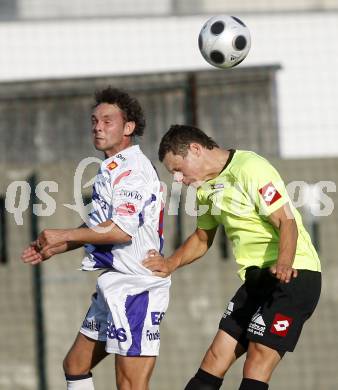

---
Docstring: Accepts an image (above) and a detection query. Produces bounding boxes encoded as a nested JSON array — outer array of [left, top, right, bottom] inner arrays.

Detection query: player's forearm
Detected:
[[51, 223, 88, 253], [64, 241, 83, 252], [65, 221, 131, 246], [276, 218, 298, 266], [167, 230, 210, 272]]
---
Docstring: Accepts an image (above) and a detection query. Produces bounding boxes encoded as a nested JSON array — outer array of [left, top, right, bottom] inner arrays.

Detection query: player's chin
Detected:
[[94, 143, 106, 151], [182, 178, 193, 186]]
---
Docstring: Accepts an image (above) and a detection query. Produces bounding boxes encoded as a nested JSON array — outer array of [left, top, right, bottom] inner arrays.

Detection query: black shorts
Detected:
[[219, 267, 321, 353]]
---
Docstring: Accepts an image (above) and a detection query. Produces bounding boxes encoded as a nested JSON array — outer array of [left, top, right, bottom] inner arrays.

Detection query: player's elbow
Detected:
[[99, 221, 132, 244], [105, 231, 132, 244], [119, 232, 132, 244]]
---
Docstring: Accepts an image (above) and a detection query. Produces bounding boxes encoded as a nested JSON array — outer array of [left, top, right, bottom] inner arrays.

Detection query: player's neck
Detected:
[[203, 149, 230, 181]]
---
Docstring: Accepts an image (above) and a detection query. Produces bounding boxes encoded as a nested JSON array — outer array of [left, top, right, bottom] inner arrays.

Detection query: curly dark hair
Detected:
[[94, 87, 145, 137], [158, 124, 219, 161]]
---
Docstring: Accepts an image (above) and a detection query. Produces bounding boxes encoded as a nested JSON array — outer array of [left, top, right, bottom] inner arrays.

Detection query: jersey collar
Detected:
[[220, 149, 236, 173]]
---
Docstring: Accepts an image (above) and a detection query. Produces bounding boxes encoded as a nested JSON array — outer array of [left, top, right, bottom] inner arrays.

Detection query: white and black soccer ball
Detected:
[[198, 15, 251, 69]]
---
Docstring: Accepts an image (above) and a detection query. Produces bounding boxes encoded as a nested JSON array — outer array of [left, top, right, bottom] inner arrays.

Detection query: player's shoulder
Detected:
[[102, 145, 143, 173], [231, 150, 273, 176], [233, 150, 267, 166], [103, 145, 157, 184]]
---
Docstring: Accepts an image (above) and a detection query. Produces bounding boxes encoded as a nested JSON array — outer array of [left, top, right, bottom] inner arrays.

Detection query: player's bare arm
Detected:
[[143, 227, 217, 278], [38, 220, 131, 247], [21, 220, 131, 265], [21, 223, 88, 264], [268, 202, 298, 283], [21, 241, 67, 265]]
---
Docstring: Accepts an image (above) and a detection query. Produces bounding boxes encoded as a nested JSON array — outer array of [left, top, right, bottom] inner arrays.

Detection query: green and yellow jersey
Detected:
[[196, 150, 321, 280]]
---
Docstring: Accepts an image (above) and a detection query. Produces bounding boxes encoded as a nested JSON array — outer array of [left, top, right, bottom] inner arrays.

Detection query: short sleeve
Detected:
[[240, 156, 290, 216]]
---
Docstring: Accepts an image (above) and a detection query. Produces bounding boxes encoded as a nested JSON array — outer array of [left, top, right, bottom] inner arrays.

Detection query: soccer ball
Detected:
[[198, 15, 251, 69]]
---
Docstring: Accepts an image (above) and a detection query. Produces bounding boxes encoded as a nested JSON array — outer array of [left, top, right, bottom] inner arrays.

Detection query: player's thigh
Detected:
[[63, 332, 108, 375], [200, 329, 246, 377], [115, 355, 156, 390]]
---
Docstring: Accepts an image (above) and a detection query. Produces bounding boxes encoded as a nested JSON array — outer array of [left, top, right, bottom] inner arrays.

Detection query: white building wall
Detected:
[[0, 12, 337, 158], [18, 0, 172, 18], [185, 0, 338, 13], [13, 0, 338, 18]]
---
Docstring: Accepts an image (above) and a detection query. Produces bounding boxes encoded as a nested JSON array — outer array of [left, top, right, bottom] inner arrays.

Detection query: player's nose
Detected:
[[173, 172, 184, 183], [93, 121, 103, 133]]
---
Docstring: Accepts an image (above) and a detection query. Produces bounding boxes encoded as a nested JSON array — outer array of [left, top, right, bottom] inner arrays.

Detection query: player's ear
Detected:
[[124, 121, 136, 136], [189, 143, 203, 156]]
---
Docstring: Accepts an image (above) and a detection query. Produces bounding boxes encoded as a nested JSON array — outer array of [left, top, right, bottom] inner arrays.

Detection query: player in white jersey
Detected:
[[82, 144, 165, 275], [21, 87, 170, 390]]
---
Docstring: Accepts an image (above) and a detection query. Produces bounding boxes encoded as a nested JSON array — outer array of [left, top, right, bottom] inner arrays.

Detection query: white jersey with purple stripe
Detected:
[[81, 145, 166, 279]]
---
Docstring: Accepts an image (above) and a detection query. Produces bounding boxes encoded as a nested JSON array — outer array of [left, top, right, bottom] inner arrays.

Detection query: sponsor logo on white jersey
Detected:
[[117, 189, 143, 200], [116, 153, 126, 161], [116, 202, 137, 215], [107, 161, 118, 170]]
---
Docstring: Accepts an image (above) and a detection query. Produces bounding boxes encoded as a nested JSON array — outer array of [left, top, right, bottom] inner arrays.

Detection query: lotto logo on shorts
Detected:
[[259, 182, 281, 206], [270, 313, 293, 337]]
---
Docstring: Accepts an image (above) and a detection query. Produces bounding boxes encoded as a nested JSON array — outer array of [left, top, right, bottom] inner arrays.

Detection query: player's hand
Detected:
[[270, 263, 298, 283], [37, 229, 68, 250], [21, 241, 43, 265], [39, 242, 68, 260], [143, 250, 173, 278], [21, 241, 68, 265]]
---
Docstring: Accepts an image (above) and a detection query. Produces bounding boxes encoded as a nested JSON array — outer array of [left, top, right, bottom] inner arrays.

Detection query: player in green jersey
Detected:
[[143, 125, 321, 390]]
